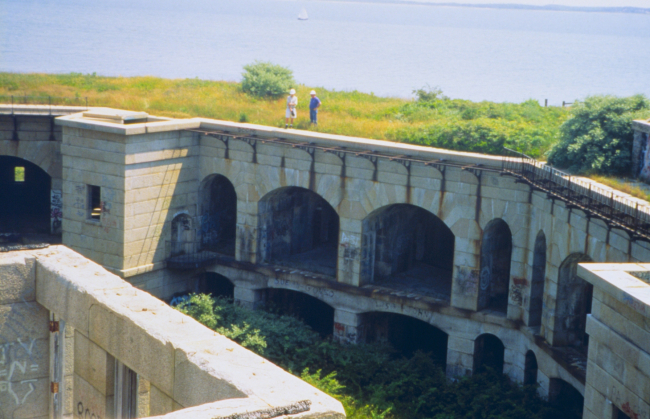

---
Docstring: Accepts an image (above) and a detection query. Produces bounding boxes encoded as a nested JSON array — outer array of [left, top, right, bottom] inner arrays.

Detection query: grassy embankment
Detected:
[[4, 72, 649, 200], [1, 72, 566, 158]]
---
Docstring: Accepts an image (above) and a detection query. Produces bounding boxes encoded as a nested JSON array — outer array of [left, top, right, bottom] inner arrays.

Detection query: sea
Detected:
[[1, 0, 649, 105]]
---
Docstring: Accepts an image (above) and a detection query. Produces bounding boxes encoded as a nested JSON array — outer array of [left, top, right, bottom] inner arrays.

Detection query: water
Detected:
[[1, 0, 649, 104]]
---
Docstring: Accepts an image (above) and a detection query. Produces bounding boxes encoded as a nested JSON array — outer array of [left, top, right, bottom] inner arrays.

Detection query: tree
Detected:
[[241, 61, 295, 98], [547, 95, 650, 175]]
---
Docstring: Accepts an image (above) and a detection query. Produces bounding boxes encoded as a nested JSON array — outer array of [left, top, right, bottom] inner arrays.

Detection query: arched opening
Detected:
[[265, 288, 334, 337], [198, 272, 234, 300], [524, 350, 538, 386], [360, 204, 455, 301], [479, 219, 512, 313], [473, 334, 505, 374], [529, 230, 547, 327], [0, 156, 51, 237], [258, 187, 339, 276], [171, 213, 193, 256], [555, 253, 593, 351], [361, 312, 448, 362], [199, 174, 237, 256], [548, 378, 583, 419]]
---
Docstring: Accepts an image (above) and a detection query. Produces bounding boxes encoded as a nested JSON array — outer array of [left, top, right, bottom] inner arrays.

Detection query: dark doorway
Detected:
[[555, 253, 593, 350], [360, 204, 455, 301], [474, 334, 505, 374], [361, 312, 448, 363], [199, 174, 237, 256], [524, 350, 538, 386], [265, 288, 334, 337], [549, 378, 584, 419], [198, 272, 234, 300], [0, 156, 51, 235], [258, 187, 339, 276], [479, 219, 512, 313], [529, 230, 547, 327]]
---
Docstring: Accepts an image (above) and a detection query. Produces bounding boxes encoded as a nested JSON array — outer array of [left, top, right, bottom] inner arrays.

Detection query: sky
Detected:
[[408, 0, 650, 7]]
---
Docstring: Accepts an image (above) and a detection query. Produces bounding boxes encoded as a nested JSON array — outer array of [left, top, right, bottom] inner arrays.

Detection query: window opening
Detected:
[[88, 185, 101, 220], [14, 166, 25, 182], [114, 360, 138, 419]]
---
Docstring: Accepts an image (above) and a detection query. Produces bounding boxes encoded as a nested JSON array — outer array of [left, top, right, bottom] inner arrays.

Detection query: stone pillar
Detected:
[[233, 286, 265, 310], [446, 336, 474, 378], [333, 309, 363, 344], [632, 130, 646, 178], [337, 222, 363, 286]]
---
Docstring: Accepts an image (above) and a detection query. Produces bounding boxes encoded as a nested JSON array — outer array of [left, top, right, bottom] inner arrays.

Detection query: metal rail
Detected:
[[190, 129, 650, 242], [502, 148, 650, 242]]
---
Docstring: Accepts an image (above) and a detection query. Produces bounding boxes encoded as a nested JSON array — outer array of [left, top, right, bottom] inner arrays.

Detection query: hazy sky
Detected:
[[409, 0, 650, 7]]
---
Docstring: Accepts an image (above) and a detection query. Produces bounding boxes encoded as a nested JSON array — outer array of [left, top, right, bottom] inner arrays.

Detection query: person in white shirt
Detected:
[[285, 88, 298, 128]]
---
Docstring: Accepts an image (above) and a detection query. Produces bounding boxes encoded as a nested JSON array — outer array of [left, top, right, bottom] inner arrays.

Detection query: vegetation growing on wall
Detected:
[[175, 294, 568, 419], [547, 95, 650, 175]]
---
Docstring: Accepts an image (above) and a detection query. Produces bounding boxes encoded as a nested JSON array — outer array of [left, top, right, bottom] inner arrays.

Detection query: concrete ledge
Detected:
[[27, 246, 344, 416]]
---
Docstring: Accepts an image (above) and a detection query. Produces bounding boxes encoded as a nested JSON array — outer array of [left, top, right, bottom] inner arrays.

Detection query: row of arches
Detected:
[[194, 272, 583, 418], [176, 174, 595, 351]]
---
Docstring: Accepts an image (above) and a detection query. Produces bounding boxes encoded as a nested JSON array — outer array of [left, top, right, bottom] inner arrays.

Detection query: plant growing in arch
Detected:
[[241, 61, 295, 98]]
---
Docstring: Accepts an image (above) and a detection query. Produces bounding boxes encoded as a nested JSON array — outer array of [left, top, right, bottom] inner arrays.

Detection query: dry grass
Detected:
[[589, 175, 650, 202], [0, 72, 414, 141]]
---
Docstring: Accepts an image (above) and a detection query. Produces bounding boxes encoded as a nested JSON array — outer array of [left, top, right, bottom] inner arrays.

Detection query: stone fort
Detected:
[[1, 105, 650, 418]]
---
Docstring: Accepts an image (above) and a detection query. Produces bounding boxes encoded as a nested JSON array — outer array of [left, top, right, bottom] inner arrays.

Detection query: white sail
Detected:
[[298, 7, 308, 20]]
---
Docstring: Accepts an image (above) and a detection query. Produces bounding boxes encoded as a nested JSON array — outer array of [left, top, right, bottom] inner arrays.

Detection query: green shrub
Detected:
[[241, 61, 295, 98], [547, 95, 650, 175], [175, 294, 568, 419]]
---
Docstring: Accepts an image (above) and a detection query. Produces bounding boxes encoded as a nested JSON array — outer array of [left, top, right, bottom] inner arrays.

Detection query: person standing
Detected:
[[309, 90, 321, 125], [285, 88, 298, 128]]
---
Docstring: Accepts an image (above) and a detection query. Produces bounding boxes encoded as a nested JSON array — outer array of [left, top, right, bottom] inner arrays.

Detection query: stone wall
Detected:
[[634, 119, 650, 182], [0, 246, 345, 418], [578, 263, 650, 419]]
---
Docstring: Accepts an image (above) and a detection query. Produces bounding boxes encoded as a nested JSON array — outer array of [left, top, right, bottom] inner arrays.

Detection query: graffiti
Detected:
[[621, 402, 640, 419], [456, 267, 479, 295], [479, 266, 491, 291], [201, 213, 221, 247], [100, 201, 111, 215], [622, 293, 644, 313], [51, 189, 63, 234], [0, 379, 37, 406], [74, 185, 85, 195], [72, 197, 85, 210], [77, 402, 102, 419], [510, 283, 524, 306], [0, 336, 40, 406], [340, 232, 360, 248], [273, 279, 290, 287]]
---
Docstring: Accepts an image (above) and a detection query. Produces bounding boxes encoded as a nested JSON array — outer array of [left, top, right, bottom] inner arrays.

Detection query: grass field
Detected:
[[0, 72, 569, 158]]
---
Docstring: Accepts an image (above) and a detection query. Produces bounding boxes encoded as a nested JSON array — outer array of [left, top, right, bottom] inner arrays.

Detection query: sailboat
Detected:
[[298, 7, 308, 20]]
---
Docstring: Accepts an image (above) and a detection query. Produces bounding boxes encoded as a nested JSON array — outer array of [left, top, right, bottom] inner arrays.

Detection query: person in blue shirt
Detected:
[[309, 90, 321, 126]]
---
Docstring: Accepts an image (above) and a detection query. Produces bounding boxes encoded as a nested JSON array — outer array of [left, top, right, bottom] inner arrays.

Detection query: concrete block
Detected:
[[74, 331, 113, 396], [0, 254, 36, 304]]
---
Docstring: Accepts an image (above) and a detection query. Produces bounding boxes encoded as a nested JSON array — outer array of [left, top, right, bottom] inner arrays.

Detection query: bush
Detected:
[[176, 294, 568, 419], [241, 61, 295, 98], [547, 95, 650, 175]]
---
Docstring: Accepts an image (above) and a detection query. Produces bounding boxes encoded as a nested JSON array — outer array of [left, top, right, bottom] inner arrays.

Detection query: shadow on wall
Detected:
[[361, 311, 449, 363], [258, 187, 339, 277], [264, 288, 335, 338], [479, 219, 512, 313], [360, 204, 455, 301]]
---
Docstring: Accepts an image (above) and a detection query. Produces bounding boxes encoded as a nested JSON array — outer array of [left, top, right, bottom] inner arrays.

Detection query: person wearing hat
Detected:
[[285, 88, 298, 128], [309, 90, 321, 126]]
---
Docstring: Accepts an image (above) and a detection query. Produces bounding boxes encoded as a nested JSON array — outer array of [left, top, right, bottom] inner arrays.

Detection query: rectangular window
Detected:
[[88, 185, 101, 221], [114, 360, 138, 419], [14, 166, 25, 182]]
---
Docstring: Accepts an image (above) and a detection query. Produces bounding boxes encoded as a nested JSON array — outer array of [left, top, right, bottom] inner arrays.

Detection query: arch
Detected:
[[360, 311, 448, 362], [170, 213, 193, 256], [548, 378, 584, 419], [478, 218, 512, 313], [554, 253, 593, 349], [0, 145, 59, 179], [360, 204, 455, 300], [258, 187, 339, 276], [199, 174, 237, 256], [198, 272, 234, 300], [0, 156, 51, 235], [524, 350, 538, 386], [265, 288, 334, 337], [529, 230, 547, 327], [473, 333, 505, 374]]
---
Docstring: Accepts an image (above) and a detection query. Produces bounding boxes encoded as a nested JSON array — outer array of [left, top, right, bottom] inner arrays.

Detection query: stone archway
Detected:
[[554, 253, 593, 350], [265, 288, 335, 337], [524, 350, 538, 386], [199, 174, 237, 256], [0, 156, 52, 235], [360, 204, 455, 300], [478, 219, 512, 313], [473, 333, 505, 374], [258, 187, 339, 276], [529, 230, 547, 327]]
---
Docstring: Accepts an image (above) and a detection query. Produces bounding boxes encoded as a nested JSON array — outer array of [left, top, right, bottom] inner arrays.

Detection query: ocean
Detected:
[[1, 0, 649, 104]]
